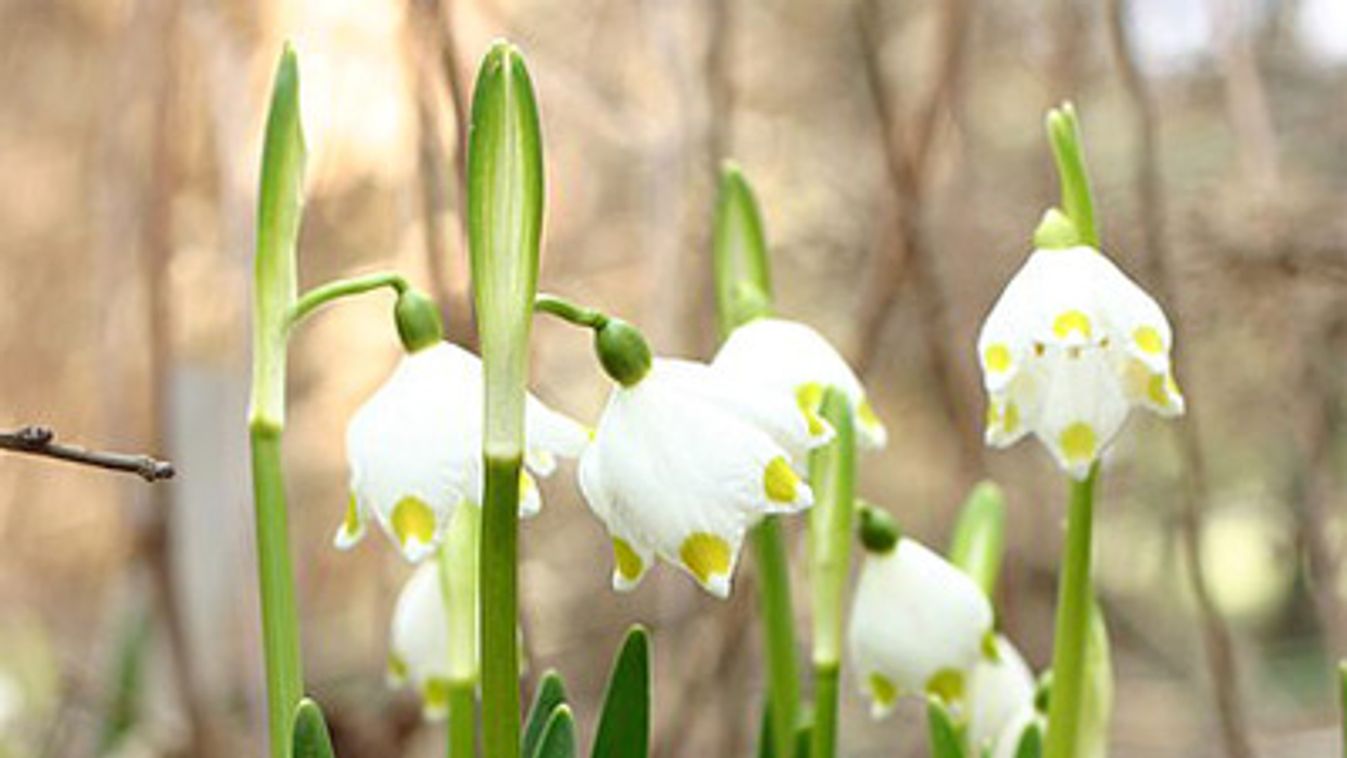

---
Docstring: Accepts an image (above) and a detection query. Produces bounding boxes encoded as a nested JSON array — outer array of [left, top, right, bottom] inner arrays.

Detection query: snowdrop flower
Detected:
[[579, 352, 828, 598], [343, 341, 588, 562], [849, 508, 994, 718], [712, 317, 887, 449], [977, 245, 1184, 480], [386, 562, 458, 719], [967, 634, 1037, 753]]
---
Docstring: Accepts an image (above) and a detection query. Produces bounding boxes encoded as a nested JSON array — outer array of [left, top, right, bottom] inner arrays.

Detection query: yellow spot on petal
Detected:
[[1004, 401, 1020, 434], [796, 382, 826, 436], [858, 398, 881, 430], [343, 492, 361, 536], [869, 673, 898, 707], [763, 457, 800, 503], [680, 533, 732, 585], [1053, 310, 1092, 340], [984, 343, 1012, 373], [391, 496, 437, 549], [926, 668, 965, 704], [388, 653, 408, 682], [1166, 373, 1182, 398], [1147, 373, 1170, 407], [519, 470, 535, 494], [1059, 422, 1097, 463], [1134, 325, 1164, 355], [423, 677, 451, 711], [985, 402, 1002, 429], [613, 537, 644, 582], [982, 630, 1000, 662]]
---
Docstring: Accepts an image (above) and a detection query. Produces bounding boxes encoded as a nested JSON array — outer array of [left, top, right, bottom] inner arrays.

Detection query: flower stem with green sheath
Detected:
[[439, 504, 481, 758], [711, 162, 801, 758], [807, 389, 856, 758], [1040, 102, 1107, 758], [466, 41, 545, 758]]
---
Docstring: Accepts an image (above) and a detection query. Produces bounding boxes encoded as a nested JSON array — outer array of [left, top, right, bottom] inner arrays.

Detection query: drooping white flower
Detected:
[[967, 634, 1037, 753], [578, 358, 828, 598], [386, 561, 457, 719], [712, 317, 888, 449], [977, 246, 1184, 480], [848, 536, 994, 718], [343, 342, 588, 562]]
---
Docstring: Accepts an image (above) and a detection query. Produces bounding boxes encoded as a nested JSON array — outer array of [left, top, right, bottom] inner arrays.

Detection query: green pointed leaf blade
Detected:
[[524, 670, 569, 757], [532, 704, 577, 758], [250, 43, 306, 430], [291, 697, 335, 758], [1013, 721, 1044, 758], [757, 703, 775, 758], [590, 626, 650, 758], [926, 697, 967, 758], [712, 162, 773, 336]]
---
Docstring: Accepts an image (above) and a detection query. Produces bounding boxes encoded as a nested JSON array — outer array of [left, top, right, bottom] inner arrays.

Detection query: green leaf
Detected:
[[532, 705, 576, 758], [591, 626, 650, 758], [250, 43, 306, 431], [467, 40, 545, 454], [523, 670, 569, 757], [925, 697, 966, 758], [948, 481, 1007, 598], [1013, 721, 1044, 758], [291, 697, 335, 758], [712, 162, 773, 337], [757, 704, 774, 758]]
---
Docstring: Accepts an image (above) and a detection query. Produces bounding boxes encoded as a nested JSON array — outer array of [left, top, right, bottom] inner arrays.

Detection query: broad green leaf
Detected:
[[523, 670, 569, 757], [532, 705, 576, 758], [591, 626, 650, 758], [250, 43, 306, 431], [925, 697, 967, 758], [291, 698, 335, 758], [948, 481, 1007, 598], [467, 40, 545, 454]]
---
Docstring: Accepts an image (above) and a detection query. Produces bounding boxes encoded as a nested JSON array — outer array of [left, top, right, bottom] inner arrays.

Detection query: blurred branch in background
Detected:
[[1106, 3, 1257, 757], [852, 0, 982, 479], [0, 427, 174, 483]]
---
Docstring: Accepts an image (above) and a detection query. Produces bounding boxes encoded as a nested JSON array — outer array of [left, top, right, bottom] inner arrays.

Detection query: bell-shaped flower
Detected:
[[343, 342, 588, 562], [977, 245, 1184, 480], [848, 536, 994, 718], [579, 358, 828, 598], [386, 561, 458, 719], [967, 634, 1037, 753], [712, 317, 888, 450]]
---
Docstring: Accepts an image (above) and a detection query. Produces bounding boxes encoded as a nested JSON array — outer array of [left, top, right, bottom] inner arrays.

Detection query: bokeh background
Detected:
[[1, 0, 1345, 755]]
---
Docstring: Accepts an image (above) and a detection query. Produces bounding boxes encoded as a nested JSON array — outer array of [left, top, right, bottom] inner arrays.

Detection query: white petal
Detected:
[[578, 448, 655, 592], [333, 492, 369, 550], [713, 318, 887, 450], [848, 538, 993, 708], [1032, 348, 1130, 480], [389, 563, 451, 710], [990, 704, 1045, 758], [967, 635, 1036, 751], [525, 392, 590, 462]]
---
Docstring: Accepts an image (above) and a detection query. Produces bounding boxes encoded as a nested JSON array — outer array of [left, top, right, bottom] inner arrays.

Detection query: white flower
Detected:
[[977, 246, 1184, 480], [386, 561, 457, 719], [990, 703, 1045, 758], [712, 317, 888, 449], [848, 537, 994, 718], [967, 635, 1037, 753], [578, 358, 828, 598], [343, 342, 588, 562]]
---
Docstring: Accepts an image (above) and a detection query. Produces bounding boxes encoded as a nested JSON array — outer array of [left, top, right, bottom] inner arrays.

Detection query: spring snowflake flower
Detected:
[[386, 562, 458, 719], [967, 634, 1037, 753], [579, 358, 828, 598], [343, 342, 588, 562], [712, 317, 888, 449], [849, 536, 994, 718], [977, 245, 1184, 480]]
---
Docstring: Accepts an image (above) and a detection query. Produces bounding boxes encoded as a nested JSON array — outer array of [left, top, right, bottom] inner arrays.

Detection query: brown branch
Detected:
[[1106, 2, 1256, 757], [0, 426, 174, 482]]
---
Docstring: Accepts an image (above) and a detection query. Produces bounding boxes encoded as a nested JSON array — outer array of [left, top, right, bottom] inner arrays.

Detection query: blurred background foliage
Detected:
[[0, 0, 1344, 755]]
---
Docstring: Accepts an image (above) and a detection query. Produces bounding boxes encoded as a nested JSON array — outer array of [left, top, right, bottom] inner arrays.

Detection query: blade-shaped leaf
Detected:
[[532, 704, 576, 758], [1013, 721, 1044, 758], [591, 626, 650, 758], [926, 697, 966, 758], [291, 697, 335, 758], [524, 670, 569, 757]]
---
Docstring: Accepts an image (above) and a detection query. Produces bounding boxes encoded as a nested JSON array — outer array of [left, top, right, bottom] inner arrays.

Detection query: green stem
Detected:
[[533, 293, 608, 329], [808, 389, 855, 758], [449, 682, 477, 758], [1043, 465, 1099, 758], [481, 455, 522, 758], [249, 424, 304, 758], [438, 506, 480, 758], [1339, 659, 1347, 757], [751, 519, 800, 758], [286, 271, 408, 328]]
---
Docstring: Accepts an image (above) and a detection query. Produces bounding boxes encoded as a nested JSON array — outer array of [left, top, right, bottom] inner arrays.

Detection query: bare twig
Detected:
[[1106, 2, 1256, 756], [0, 426, 174, 482]]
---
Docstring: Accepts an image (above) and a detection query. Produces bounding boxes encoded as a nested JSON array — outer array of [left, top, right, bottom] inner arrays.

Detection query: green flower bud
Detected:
[[395, 288, 445, 353], [594, 318, 652, 387], [858, 504, 901, 554]]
